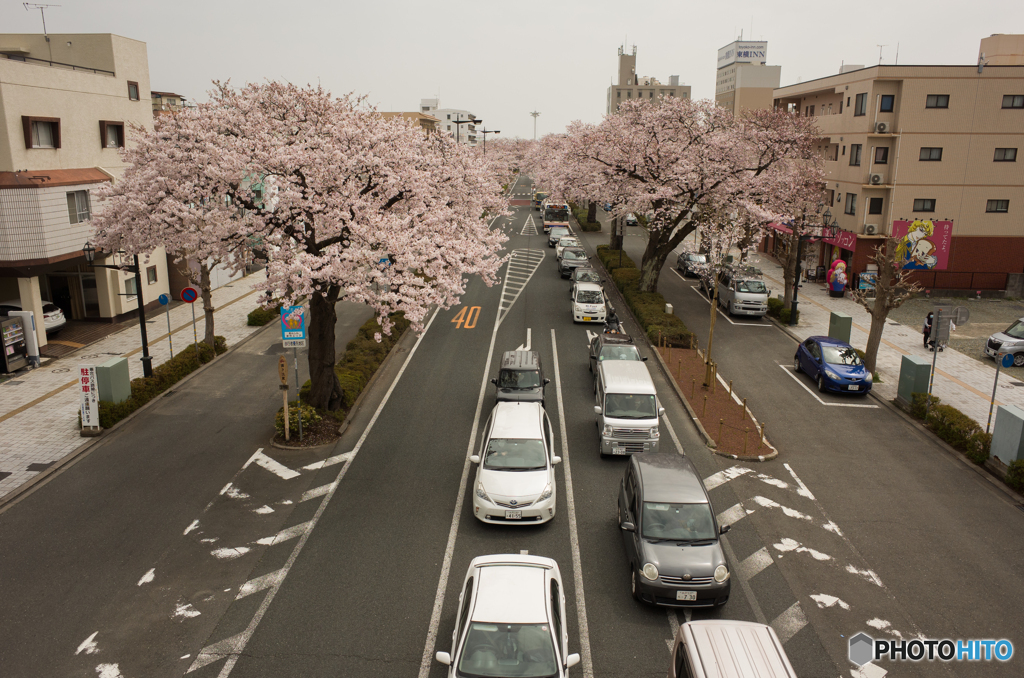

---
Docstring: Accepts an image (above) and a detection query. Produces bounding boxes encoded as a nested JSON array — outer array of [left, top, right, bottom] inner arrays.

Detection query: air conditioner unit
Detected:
[[875, 122, 889, 133], [869, 173, 884, 185], [864, 224, 879, 235]]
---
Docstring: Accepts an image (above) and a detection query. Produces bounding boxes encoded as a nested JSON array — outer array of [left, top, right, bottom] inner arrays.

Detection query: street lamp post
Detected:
[[82, 242, 153, 377], [452, 115, 481, 146], [789, 207, 838, 327], [479, 128, 500, 153]]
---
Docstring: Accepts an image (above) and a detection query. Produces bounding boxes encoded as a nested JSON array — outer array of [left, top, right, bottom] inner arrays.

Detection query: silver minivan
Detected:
[[715, 266, 770, 317], [668, 620, 797, 678], [985, 317, 1024, 367], [595, 361, 663, 455]]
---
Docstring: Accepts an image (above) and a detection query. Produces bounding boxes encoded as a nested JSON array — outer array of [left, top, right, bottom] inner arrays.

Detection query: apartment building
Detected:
[[151, 90, 187, 116], [606, 45, 691, 114], [770, 36, 1024, 294], [380, 111, 441, 133], [0, 33, 167, 350], [715, 39, 781, 114], [420, 99, 479, 145]]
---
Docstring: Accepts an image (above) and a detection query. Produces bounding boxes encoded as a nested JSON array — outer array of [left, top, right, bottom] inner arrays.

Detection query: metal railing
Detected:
[[2, 53, 115, 77]]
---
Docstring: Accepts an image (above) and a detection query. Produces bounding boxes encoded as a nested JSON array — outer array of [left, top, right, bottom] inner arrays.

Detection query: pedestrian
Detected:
[[922, 312, 933, 349]]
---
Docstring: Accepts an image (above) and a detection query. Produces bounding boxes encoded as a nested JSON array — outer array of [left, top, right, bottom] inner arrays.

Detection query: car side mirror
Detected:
[[552, 456, 562, 465], [621, 521, 636, 532], [544, 378, 551, 384], [490, 378, 497, 385], [566, 654, 581, 669], [436, 652, 451, 665], [720, 524, 731, 535], [594, 405, 602, 415], [470, 455, 480, 464], [658, 407, 666, 417]]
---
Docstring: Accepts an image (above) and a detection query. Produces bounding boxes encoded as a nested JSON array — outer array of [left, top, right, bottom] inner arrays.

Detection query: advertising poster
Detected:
[[891, 219, 953, 270]]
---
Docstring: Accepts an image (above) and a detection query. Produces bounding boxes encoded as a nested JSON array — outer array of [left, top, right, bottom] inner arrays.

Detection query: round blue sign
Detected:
[[158, 294, 170, 305], [1001, 353, 1014, 369]]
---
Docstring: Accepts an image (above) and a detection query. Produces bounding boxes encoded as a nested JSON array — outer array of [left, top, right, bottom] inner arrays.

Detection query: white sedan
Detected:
[[555, 237, 582, 260], [436, 554, 581, 677], [571, 282, 607, 323]]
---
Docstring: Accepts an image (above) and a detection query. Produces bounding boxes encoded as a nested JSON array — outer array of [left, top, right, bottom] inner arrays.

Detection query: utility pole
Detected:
[[530, 111, 540, 140], [479, 128, 500, 154]]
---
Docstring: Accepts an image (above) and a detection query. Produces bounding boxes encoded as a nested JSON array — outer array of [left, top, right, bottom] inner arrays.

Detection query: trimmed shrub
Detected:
[[777, 308, 800, 325], [767, 297, 784, 317], [275, 400, 322, 437], [578, 221, 602, 232], [612, 268, 641, 288], [247, 306, 280, 326], [1006, 460, 1024, 494], [926, 404, 982, 451], [596, 245, 636, 271], [965, 431, 992, 465], [910, 392, 938, 420]]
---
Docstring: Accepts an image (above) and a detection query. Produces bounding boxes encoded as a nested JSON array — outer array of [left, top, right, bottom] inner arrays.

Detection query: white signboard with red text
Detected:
[[80, 365, 99, 428]]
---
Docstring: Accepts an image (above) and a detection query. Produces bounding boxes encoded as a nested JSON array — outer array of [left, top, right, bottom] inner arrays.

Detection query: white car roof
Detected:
[[575, 282, 603, 294], [490, 402, 543, 439], [600, 361, 656, 395], [471, 562, 550, 624], [683, 620, 796, 678]]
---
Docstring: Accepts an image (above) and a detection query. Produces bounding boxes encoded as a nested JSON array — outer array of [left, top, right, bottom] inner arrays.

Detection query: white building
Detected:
[[715, 39, 781, 114], [420, 99, 480, 146]]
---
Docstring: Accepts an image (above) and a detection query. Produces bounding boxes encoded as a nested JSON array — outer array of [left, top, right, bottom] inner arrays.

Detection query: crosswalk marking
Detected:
[[703, 466, 752, 490], [737, 547, 774, 580], [255, 520, 312, 546], [771, 601, 808, 644], [235, 568, 286, 600], [716, 502, 748, 527]]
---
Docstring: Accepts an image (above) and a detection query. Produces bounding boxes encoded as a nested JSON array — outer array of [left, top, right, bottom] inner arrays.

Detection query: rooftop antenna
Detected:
[[23, 3, 60, 60], [895, 42, 899, 65], [876, 44, 888, 65]]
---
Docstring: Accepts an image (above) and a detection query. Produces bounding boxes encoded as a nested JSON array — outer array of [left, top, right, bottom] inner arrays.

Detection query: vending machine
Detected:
[[1, 316, 29, 373]]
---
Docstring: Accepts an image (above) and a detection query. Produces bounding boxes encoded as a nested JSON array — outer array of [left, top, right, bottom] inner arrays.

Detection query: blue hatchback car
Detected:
[[794, 336, 872, 395]]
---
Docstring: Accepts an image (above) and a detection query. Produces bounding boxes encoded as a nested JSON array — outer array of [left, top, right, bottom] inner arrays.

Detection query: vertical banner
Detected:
[[281, 306, 307, 348], [80, 365, 99, 428], [891, 219, 953, 270]]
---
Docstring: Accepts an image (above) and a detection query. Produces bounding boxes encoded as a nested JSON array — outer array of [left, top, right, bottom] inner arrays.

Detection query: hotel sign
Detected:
[[717, 41, 768, 68]]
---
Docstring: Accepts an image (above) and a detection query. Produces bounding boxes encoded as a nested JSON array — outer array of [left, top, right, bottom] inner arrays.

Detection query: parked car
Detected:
[[569, 267, 603, 294], [675, 252, 706, 278], [571, 282, 607, 324], [794, 336, 873, 394], [470, 401, 560, 525], [0, 300, 66, 335], [435, 554, 580, 676], [555, 236, 582, 260], [558, 248, 590, 278], [547, 226, 571, 247], [710, 265, 770, 317], [618, 453, 732, 607], [985, 318, 1024, 367], [625, 213, 638, 227], [603, 202, 612, 212], [589, 332, 645, 373], [669, 620, 797, 678], [491, 350, 548, 404]]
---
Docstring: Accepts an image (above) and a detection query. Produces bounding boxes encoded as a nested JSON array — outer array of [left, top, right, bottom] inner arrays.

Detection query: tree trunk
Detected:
[[306, 285, 343, 411], [200, 262, 216, 348], [863, 302, 886, 374], [587, 201, 597, 224], [609, 218, 623, 251], [637, 220, 697, 293], [779, 235, 797, 306]]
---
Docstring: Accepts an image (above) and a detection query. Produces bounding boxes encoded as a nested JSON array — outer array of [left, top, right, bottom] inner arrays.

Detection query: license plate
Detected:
[[505, 510, 522, 520], [583, 317, 592, 321], [848, 385, 860, 391], [676, 591, 697, 601]]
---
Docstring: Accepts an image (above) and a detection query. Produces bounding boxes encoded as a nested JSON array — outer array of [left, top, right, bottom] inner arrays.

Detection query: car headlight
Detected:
[[714, 565, 730, 583], [475, 483, 491, 503], [865, 372, 873, 383], [602, 424, 613, 435], [573, 304, 582, 312], [650, 427, 660, 439], [641, 563, 659, 581], [537, 483, 553, 501], [825, 369, 840, 381]]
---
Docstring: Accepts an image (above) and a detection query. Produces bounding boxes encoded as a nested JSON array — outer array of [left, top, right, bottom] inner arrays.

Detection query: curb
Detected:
[[0, 319, 280, 514]]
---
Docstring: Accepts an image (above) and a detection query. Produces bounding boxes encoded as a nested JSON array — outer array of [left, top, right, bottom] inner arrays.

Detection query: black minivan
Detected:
[[491, 350, 549, 405]]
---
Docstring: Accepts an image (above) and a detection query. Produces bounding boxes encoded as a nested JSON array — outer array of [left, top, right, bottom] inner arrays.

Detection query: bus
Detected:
[[541, 200, 571, 233], [532, 191, 549, 210]]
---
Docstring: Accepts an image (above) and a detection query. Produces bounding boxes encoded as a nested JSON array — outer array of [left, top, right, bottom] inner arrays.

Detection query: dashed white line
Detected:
[[255, 520, 311, 546], [76, 632, 100, 655]]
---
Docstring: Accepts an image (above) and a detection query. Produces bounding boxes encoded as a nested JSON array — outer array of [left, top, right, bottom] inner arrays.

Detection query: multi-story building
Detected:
[[769, 35, 1024, 294], [151, 90, 187, 116], [0, 33, 167, 350], [606, 45, 691, 114], [715, 39, 781, 115], [380, 111, 441, 133], [420, 99, 479, 145]]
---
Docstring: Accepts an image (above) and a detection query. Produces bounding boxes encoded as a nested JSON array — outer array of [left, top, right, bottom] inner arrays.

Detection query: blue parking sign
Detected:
[[281, 306, 307, 348]]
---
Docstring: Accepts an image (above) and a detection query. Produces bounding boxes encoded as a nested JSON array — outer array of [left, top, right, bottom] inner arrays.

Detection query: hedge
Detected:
[[247, 304, 282, 326], [275, 401, 322, 437], [92, 337, 228, 429], [766, 297, 799, 324], [908, 393, 990, 464], [1007, 460, 1024, 494]]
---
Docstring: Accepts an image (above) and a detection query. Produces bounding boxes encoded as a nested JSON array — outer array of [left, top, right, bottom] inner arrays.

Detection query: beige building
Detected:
[[607, 45, 691, 114], [151, 90, 187, 116], [769, 35, 1024, 293], [715, 40, 781, 114], [380, 111, 441, 133], [0, 33, 167, 350]]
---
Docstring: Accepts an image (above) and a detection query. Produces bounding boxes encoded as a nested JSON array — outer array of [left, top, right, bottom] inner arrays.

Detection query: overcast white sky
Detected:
[[3, 1, 1021, 139]]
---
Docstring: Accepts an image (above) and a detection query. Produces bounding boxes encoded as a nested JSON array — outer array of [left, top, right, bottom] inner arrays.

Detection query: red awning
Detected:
[[769, 222, 793, 234]]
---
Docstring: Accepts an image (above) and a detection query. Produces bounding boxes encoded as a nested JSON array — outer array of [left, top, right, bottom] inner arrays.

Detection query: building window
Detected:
[[127, 81, 139, 101], [920, 147, 943, 161], [986, 200, 1009, 213], [845, 193, 857, 215], [627, 91, 632, 98], [1002, 95, 1024, 109], [850, 144, 862, 166], [847, 96, 851, 107], [447, 125, 451, 131], [854, 93, 867, 116], [868, 197, 883, 214], [839, 100, 843, 114], [994, 148, 1017, 162], [22, 116, 61, 149], [616, 91, 621, 98], [880, 95, 895, 112], [124, 277, 138, 301], [913, 199, 936, 212], [926, 94, 949, 108], [66, 190, 92, 224], [446, 114, 451, 120], [99, 121, 125, 148], [146, 266, 158, 284], [874, 147, 889, 164]]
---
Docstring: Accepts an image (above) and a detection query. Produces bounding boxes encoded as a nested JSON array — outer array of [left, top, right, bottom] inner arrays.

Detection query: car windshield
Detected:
[[558, 238, 579, 248], [545, 208, 569, 222], [575, 270, 601, 283], [498, 369, 541, 389], [1004, 320, 1024, 340], [642, 502, 716, 541], [562, 250, 585, 261], [821, 345, 863, 366], [575, 290, 603, 304], [687, 254, 706, 263], [736, 280, 766, 294], [604, 393, 656, 420], [599, 346, 640, 362], [457, 622, 558, 677], [483, 439, 548, 471]]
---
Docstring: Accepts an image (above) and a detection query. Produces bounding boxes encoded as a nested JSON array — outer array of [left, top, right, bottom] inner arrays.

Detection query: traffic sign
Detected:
[[1002, 353, 1014, 369], [158, 293, 170, 305], [278, 355, 289, 385], [181, 286, 200, 304], [953, 306, 970, 326], [281, 306, 307, 348]]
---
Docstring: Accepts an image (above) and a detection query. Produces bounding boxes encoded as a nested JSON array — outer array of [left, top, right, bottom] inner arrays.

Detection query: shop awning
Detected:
[[824, 229, 858, 251], [768, 222, 793, 234]]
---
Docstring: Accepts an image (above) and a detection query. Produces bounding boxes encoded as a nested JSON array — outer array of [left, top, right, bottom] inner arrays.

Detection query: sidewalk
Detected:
[[753, 256, 1024, 425], [0, 271, 269, 500]]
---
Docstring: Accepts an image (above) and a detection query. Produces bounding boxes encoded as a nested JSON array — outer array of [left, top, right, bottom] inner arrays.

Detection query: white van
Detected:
[[715, 266, 770, 317], [668, 620, 797, 678], [594, 361, 663, 455]]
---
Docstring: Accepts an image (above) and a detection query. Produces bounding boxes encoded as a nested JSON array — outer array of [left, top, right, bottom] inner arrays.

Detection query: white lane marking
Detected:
[[717, 503, 747, 527], [242, 449, 300, 480], [866, 618, 892, 631], [417, 295, 504, 678], [585, 330, 597, 348], [301, 451, 354, 471], [497, 249, 545, 325], [737, 547, 774, 580], [210, 547, 250, 560], [95, 665, 124, 678], [755, 474, 789, 489], [253, 505, 274, 515], [703, 466, 752, 490], [300, 484, 331, 502], [665, 609, 680, 652], [851, 663, 889, 678], [846, 565, 885, 587], [810, 593, 851, 610], [521, 214, 539, 235], [219, 483, 250, 500], [783, 463, 816, 500], [76, 632, 100, 655], [678, 274, 772, 327], [173, 601, 201, 619], [137, 568, 155, 586], [778, 365, 879, 408], [255, 520, 311, 546], [236, 569, 286, 600], [551, 330, 594, 678], [751, 496, 814, 522], [773, 537, 831, 561], [661, 414, 686, 457], [183, 520, 200, 536], [199, 306, 442, 678], [771, 601, 808, 644], [188, 632, 246, 672], [515, 327, 532, 352], [823, 521, 844, 536]]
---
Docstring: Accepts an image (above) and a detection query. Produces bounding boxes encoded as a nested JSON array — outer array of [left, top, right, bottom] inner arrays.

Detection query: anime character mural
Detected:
[[893, 219, 952, 270]]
